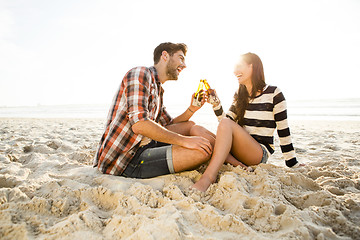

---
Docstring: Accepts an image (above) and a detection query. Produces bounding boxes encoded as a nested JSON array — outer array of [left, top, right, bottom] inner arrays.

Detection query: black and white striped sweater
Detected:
[[212, 85, 298, 167]]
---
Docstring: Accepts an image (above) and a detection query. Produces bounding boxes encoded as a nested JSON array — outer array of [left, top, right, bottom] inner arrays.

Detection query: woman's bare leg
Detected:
[[166, 120, 250, 176], [192, 118, 263, 192]]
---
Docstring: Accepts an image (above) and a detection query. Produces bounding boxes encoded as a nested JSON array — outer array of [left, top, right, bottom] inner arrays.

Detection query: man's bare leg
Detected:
[[165, 121, 196, 136], [172, 145, 211, 172]]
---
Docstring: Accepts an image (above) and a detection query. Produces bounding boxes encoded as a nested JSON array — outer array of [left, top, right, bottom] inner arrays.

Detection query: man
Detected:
[[93, 42, 215, 178]]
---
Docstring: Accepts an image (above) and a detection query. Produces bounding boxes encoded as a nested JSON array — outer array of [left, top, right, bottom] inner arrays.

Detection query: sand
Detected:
[[0, 118, 359, 240]]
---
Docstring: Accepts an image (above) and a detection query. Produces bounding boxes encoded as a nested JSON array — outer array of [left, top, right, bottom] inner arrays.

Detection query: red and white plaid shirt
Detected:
[[93, 66, 173, 175]]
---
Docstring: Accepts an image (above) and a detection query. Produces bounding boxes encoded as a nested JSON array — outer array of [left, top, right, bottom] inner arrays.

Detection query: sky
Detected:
[[0, 0, 360, 109]]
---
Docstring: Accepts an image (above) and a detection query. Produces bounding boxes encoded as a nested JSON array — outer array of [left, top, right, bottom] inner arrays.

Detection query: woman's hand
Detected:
[[207, 89, 221, 108]]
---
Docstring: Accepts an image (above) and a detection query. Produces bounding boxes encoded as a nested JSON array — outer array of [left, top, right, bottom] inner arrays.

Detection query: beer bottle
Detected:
[[202, 79, 219, 105], [192, 80, 205, 107], [202, 79, 211, 91]]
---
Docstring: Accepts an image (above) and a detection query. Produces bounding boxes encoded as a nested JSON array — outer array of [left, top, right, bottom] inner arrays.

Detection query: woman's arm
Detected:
[[273, 88, 298, 167], [208, 90, 227, 122], [212, 103, 225, 122]]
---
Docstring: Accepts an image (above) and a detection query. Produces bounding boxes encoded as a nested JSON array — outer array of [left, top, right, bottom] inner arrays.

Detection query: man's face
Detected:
[[166, 50, 186, 80]]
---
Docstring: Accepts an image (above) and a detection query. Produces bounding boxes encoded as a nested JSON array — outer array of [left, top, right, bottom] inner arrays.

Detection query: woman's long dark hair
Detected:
[[234, 53, 266, 125]]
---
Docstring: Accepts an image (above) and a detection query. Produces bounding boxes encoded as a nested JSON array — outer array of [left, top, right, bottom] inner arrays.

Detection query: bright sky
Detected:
[[1, 0, 360, 109]]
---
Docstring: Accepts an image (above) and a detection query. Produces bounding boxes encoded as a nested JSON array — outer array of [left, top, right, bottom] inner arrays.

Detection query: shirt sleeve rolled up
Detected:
[[126, 68, 152, 126]]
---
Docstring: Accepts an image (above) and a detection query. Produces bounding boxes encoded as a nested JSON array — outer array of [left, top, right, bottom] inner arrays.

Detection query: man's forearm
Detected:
[[132, 119, 212, 155], [132, 119, 185, 145], [172, 107, 195, 124]]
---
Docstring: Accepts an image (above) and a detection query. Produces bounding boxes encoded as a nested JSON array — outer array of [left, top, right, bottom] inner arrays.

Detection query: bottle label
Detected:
[[208, 89, 219, 105], [192, 97, 202, 107], [192, 79, 219, 106]]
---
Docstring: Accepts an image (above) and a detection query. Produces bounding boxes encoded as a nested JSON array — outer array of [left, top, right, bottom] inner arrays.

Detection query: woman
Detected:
[[192, 52, 300, 192]]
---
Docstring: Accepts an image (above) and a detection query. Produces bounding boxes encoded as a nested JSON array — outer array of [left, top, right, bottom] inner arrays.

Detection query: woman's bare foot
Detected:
[[191, 175, 214, 192], [225, 154, 251, 171]]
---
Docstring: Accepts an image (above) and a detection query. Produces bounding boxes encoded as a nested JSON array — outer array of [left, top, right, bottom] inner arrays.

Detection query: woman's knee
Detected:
[[217, 118, 234, 132]]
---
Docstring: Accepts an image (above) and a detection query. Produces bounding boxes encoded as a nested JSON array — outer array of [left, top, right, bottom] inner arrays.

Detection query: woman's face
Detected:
[[234, 58, 253, 85]]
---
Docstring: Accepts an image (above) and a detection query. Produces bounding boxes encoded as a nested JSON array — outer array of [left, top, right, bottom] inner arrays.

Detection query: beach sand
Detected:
[[0, 118, 359, 239]]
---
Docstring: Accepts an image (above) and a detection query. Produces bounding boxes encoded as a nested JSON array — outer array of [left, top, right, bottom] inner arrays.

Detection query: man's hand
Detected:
[[132, 120, 212, 156], [182, 135, 212, 155], [189, 92, 206, 112]]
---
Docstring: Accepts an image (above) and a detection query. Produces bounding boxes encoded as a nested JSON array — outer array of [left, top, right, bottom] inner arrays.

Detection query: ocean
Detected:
[[287, 98, 360, 121], [0, 98, 359, 122]]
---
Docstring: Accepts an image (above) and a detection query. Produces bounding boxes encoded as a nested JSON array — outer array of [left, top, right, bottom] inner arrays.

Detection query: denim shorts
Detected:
[[260, 144, 269, 164], [122, 140, 174, 179]]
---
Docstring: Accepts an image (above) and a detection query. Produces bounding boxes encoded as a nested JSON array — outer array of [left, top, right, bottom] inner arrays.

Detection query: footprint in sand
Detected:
[[324, 145, 340, 151]]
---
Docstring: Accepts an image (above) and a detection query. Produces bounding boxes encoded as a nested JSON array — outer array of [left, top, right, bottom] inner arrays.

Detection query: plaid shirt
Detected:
[[93, 66, 173, 175]]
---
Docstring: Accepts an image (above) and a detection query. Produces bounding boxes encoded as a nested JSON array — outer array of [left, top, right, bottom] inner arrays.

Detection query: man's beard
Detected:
[[166, 58, 179, 80]]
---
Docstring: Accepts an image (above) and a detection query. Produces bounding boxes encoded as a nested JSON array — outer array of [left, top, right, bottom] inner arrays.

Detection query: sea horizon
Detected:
[[1, 98, 360, 122]]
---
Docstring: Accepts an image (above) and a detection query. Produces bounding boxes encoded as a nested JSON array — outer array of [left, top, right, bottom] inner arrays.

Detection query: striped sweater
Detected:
[[213, 85, 298, 167]]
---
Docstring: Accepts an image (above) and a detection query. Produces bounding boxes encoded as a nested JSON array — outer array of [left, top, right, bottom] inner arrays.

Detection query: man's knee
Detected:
[[172, 146, 211, 172], [182, 121, 196, 135], [203, 150, 211, 161], [189, 124, 207, 136], [186, 120, 196, 128], [190, 149, 211, 168], [166, 121, 195, 135], [195, 146, 212, 162]]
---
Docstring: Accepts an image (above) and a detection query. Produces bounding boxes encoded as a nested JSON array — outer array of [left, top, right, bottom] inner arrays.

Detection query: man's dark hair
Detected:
[[153, 42, 187, 64]]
